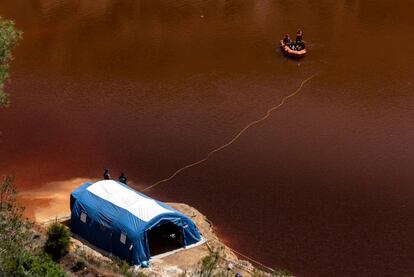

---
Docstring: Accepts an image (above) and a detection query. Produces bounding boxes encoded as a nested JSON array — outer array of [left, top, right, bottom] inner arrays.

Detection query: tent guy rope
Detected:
[[141, 72, 319, 192]]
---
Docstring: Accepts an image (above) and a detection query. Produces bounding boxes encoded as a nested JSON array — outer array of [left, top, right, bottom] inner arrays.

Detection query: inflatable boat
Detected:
[[280, 40, 307, 58]]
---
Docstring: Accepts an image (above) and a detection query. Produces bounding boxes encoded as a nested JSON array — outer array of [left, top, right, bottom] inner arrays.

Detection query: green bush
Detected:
[[0, 176, 33, 270], [44, 222, 71, 261], [271, 268, 294, 277], [0, 177, 66, 276], [0, 16, 22, 107], [2, 249, 65, 277], [72, 258, 86, 272], [191, 250, 222, 277]]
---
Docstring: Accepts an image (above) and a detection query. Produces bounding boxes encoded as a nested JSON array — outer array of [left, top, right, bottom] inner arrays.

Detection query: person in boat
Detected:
[[119, 172, 127, 184], [296, 29, 303, 44], [297, 40, 305, 50], [103, 168, 111, 180], [290, 30, 305, 51], [283, 34, 292, 45]]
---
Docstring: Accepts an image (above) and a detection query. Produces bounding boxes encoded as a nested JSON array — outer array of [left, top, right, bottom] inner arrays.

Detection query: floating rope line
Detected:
[[141, 73, 319, 192]]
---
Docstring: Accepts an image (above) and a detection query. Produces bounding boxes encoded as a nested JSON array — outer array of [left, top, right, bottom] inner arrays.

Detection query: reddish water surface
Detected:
[[1, 1, 414, 276]]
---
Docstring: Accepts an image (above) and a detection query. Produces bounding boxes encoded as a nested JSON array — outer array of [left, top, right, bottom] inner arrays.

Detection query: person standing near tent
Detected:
[[103, 169, 111, 180], [119, 172, 127, 184]]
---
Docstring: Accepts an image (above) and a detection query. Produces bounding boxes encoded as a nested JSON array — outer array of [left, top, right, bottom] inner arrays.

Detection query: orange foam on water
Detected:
[[19, 178, 96, 222]]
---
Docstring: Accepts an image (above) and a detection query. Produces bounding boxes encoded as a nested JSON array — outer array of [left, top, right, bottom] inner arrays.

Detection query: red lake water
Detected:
[[1, 1, 414, 276]]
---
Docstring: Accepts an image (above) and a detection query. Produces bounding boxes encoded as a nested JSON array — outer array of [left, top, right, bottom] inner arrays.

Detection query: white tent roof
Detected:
[[87, 180, 172, 222]]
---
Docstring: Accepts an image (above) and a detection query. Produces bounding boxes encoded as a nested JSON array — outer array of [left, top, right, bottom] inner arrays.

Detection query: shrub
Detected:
[[191, 250, 222, 277], [115, 259, 133, 277], [72, 258, 86, 272], [2, 250, 65, 277], [0, 16, 22, 107], [0, 176, 33, 271], [44, 222, 71, 261], [0, 177, 66, 276], [271, 268, 294, 277]]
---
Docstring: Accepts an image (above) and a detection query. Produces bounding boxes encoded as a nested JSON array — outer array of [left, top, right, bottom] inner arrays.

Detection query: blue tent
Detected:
[[70, 180, 203, 266]]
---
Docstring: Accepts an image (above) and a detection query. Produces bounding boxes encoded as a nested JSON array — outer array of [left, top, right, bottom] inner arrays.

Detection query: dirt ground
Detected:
[[139, 202, 252, 277]]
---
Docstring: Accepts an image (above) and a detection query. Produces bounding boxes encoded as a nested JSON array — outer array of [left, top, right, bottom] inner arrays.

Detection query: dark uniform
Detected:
[[283, 34, 291, 45], [296, 30, 303, 44], [103, 169, 110, 180], [119, 172, 127, 184]]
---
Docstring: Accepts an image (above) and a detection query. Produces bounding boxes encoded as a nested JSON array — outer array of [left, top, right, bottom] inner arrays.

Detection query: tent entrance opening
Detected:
[[147, 222, 184, 256]]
